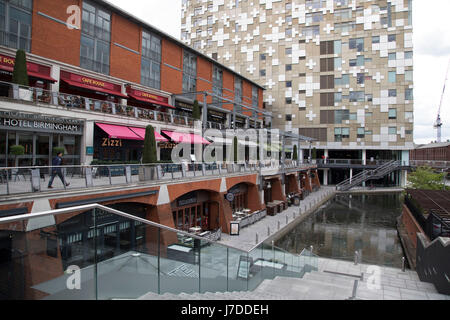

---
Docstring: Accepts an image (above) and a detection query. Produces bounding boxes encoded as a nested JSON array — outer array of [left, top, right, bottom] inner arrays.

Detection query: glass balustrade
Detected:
[[0, 204, 317, 300]]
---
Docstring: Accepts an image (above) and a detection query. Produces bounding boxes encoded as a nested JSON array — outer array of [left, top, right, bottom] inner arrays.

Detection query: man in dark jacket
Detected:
[[48, 152, 70, 188]]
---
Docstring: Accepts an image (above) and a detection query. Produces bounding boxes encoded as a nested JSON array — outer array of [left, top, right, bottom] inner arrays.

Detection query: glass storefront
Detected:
[[0, 112, 84, 167], [0, 131, 82, 167]]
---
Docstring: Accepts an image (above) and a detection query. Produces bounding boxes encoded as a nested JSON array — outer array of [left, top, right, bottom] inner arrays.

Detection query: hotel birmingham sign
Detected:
[[0, 111, 83, 134]]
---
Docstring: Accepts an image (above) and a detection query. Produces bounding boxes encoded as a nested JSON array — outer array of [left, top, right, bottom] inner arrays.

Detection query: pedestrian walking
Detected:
[[48, 152, 70, 189]]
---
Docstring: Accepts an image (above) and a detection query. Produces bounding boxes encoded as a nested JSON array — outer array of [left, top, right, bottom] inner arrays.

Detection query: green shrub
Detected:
[[192, 100, 201, 120], [142, 125, 157, 164], [12, 50, 29, 87], [10, 145, 25, 156], [53, 147, 65, 156]]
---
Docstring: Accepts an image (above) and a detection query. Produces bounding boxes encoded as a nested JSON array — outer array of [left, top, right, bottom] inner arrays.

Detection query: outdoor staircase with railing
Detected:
[[336, 160, 401, 191]]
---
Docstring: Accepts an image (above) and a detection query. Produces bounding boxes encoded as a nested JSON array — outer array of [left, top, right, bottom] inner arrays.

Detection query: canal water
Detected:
[[275, 193, 406, 268]]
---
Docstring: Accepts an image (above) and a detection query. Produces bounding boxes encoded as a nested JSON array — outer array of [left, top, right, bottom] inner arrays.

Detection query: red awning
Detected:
[[96, 123, 142, 140], [129, 127, 168, 142], [127, 88, 175, 109], [0, 54, 57, 82], [62, 78, 128, 99], [162, 131, 211, 145]]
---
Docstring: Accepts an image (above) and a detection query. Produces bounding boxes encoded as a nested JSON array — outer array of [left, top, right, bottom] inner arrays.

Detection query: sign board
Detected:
[[230, 221, 240, 236], [86, 146, 94, 156], [226, 193, 235, 202]]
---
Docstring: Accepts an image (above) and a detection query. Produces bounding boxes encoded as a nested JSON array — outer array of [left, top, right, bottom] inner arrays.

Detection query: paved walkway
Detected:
[[218, 186, 337, 251]]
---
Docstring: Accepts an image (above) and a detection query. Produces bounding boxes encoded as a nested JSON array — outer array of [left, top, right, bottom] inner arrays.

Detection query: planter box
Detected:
[[139, 166, 156, 181]]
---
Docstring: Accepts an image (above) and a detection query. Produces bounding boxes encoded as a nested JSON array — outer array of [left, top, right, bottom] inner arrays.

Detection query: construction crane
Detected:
[[434, 59, 450, 143]]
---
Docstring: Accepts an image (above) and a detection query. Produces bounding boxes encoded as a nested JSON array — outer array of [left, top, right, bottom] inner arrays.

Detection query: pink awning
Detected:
[[162, 131, 211, 145], [96, 123, 142, 140], [129, 127, 168, 142]]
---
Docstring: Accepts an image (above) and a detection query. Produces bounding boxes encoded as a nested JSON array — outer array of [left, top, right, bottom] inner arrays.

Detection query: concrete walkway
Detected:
[[218, 186, 337, 251]]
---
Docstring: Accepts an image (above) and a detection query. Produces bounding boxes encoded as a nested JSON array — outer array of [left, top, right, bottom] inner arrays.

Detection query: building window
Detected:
[[306, 0, 326, 9], [183, 51, 197, 94], [81, 1, 111, 75], [320, 92, 334, 106], [320, 75, 334, 89], [349, 91, 364, 102], [405, 51, 413, 60], [388, 89, 397, 97], [349, 56, 365, 67], [285, 98, 292, 105], [286, 64, 292, 71], [285, 114, 292, 121], [334, 57, 342, 68], [207, 15, 213, 25], [234, 77, 242, 106], [286, 2, 292, 10], [334, 110, 350, 124], [320, 41, 334, 55], [285, 28, 292, 37], [405, 88, 413, 100], [212, 65, 223, 104], [335, 74, 349, 86], [320, 58, 334, 72], [260, 69, 266, 76], [389, 108, 397, 119], [285, 47, 292, 55], [357, 73, 365, 84], [141, 31, 161, 89], [357, 128, 365, 138], [388, 71, 396, 83], [260, 53, 266, 60], [389, 127, 397, 135], [365, 94, 373, 102], [349, 113, 357, 120], [335, 8, 352, 20], [334, 127, 349, 142], [349, 38, 364, 51], [252, 86, 259, 110], [388, 34, 396, 42], [405, 70, 413, 82], [335, 92, 342, 103], [0, 0, 32, 52], [306, 12, 323, 24], [303, 26, 320, 37], [286, 81, 292, 88], [208, 27, 213, 36], [194, 6, 202, 15], [286, 15, 292, 23], [372, 36, 380, 44], [388, 53, 396, 61], [193, 40, 201, 49]]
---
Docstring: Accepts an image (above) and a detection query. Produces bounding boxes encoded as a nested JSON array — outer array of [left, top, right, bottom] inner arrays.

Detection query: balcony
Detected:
[[0, 81, 232, 130]]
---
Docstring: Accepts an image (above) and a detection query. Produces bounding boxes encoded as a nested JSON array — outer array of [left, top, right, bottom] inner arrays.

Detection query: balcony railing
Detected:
[[0, 203, 318, 299], [0, 81, 229, 130], [0, 162, 261, 196], [0, 161, 317, 196]]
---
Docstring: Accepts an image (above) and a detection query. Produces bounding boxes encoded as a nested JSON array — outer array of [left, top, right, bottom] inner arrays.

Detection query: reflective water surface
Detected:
[[275, 193, 406, 268]]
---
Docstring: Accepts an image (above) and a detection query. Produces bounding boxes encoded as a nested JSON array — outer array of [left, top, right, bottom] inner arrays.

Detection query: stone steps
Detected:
[[139, 259, 450, 301]]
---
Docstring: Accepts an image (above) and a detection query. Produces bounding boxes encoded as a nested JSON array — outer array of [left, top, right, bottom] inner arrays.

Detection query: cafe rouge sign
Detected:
[[0, 111, 84, 134]]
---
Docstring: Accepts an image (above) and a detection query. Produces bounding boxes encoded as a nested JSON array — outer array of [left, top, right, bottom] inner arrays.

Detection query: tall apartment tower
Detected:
[[181, 0, 414, 185]]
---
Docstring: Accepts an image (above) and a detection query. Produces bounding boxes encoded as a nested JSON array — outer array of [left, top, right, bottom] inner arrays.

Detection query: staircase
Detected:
[[139, 258, 450, 300], [336, 160, 401, 191]]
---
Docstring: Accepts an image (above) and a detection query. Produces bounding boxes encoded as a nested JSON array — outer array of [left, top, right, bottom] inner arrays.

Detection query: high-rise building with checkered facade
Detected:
[[181, 0, 414, 185]]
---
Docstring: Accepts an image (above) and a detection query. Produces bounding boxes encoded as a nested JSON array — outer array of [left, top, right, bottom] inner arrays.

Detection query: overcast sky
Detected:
[[108, 0, 450, 145]]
